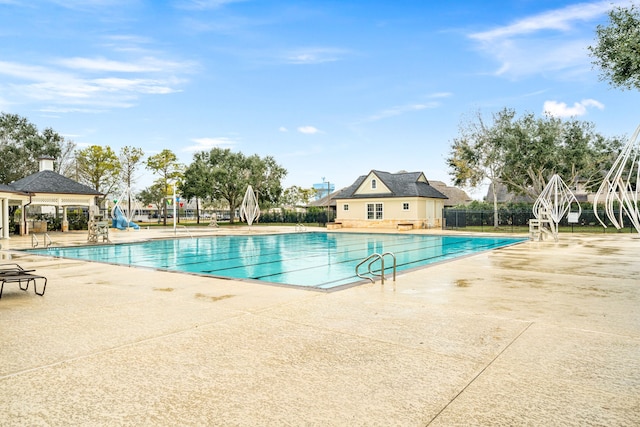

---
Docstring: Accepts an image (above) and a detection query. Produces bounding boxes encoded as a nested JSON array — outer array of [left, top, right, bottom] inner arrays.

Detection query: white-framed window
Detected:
[[402, 202, 410, 211], [366, 203, 383, 220], [371, 179, 377, 189], [343, 204, 349, 211]]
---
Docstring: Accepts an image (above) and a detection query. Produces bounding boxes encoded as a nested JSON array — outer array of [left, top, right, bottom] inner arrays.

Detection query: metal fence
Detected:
[[443, 208, 638, 233]]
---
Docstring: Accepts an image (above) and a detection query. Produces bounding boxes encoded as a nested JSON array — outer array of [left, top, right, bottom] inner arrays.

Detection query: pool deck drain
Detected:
[[1, 227, 639, 425]]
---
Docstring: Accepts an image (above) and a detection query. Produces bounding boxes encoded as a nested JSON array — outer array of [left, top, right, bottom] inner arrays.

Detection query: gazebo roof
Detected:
[[0, 183, 29, 196], [10, 170, 102, 196]]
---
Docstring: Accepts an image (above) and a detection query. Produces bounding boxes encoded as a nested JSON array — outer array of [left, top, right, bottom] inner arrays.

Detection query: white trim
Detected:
[[366, 202, 384, 220]]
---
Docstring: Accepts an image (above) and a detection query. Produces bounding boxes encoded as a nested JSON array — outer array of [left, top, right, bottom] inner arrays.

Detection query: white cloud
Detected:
[[57, 57, 160, 73], [39, 106, 108, 114], [468, 0, 627, 79], [359, 103, 436, 123], [176, 0, 247, 10], [0, 53, 189, 111], [284, 47, 349, 64], [543, 99, 604, 117], [184, 137, 238, 152], [470, 1, 616, 42], [427, 92, 453, 99], [297, 126, 320, 134], [279, 126, 288, 132], [93, 77, 181, 94]]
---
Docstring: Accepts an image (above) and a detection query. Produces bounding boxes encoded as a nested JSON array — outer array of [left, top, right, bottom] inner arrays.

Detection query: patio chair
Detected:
[[0, 263, 47, 299]]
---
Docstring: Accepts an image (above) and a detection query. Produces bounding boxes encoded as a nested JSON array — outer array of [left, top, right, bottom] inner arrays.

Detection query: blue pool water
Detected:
[[27, 232, 526, 290]]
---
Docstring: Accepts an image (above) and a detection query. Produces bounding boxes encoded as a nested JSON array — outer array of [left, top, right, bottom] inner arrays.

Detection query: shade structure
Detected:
[[240, 185, 260, 227], [593, 124, 640, 233]]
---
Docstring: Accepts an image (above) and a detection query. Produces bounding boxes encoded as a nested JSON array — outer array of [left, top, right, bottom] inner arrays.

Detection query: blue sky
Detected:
[[1, 0, 639, 198]]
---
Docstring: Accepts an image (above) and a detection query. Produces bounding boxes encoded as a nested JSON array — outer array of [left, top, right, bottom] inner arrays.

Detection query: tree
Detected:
[[146, 149, 183, 225], [55, 136, 77, 178], [251, 155, 287, 207], [138, 182, 166, 221], [119, 146, 145, 214], [0, 113, 63, 183], [180, 152, 212, 224], [120, 146, 145, 189], [500, 114, 622, 198], [589, 4, 640, 91], [281, 186, 317, 207], [75, 145, 121, 202], [447, 109, 513, 228], [195, 148, 287, 224], [448, 109, 621, 228]]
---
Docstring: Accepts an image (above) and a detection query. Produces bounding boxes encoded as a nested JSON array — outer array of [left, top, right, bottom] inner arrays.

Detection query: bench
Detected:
[[0, 264, 47, 299], [397, 223, 413, 231]]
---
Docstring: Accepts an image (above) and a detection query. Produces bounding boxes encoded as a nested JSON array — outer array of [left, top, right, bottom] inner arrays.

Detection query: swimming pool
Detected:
[[27, 232, 526, 290]]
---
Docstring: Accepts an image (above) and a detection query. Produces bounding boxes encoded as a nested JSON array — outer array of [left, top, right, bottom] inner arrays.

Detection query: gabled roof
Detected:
[[10, 170, 102, 196], [334, 170, 448, 200], [429, 180, 473, 206], [308, 189, 343, 208]]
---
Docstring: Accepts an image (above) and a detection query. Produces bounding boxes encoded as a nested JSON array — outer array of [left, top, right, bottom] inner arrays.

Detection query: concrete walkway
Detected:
[[1, 228, 638, 426]]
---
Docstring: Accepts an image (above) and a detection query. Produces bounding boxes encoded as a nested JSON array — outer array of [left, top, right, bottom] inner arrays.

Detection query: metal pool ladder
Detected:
[[356, 252, 396, 284], [32, 233, 52, 248], [174, 225, 193, 238]]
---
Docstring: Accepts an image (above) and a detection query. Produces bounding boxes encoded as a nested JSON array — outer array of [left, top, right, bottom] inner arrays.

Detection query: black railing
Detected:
[[443, 208, 638, 233]]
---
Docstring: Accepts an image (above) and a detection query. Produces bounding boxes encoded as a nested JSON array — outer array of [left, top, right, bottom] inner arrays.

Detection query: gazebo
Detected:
[[0, 157, 102, 239], [0, 185, 31, 239]]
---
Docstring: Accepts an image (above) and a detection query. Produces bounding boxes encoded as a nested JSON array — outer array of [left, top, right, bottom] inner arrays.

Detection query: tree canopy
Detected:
[[447, 109, 622, 226], [0, 112, 65, 184], [183, 148, 287, 223], [281, 186, 317, 207], [119, 146, 145, 189], [180, 152, 212, 223], [146, 149, 183, 225], [138, 182, 166, 216], [447, 109, 513, 227], [75, 145, 121, 198], [589, 4, 640, 91]]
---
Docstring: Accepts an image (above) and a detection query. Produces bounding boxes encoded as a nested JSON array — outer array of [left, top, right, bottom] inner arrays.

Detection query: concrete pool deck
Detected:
[[1, 227, 639, 425]]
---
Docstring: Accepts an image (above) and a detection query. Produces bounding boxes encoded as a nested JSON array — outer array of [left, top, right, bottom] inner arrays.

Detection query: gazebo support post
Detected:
[[62, 206, 69, 232]]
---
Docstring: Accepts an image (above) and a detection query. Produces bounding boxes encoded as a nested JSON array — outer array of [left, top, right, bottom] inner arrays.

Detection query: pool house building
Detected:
[[333, 170, 448, 229]]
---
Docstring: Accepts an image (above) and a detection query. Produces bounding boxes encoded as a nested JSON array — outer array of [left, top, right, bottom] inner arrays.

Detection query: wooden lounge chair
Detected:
[[0, 263, 47, 299]]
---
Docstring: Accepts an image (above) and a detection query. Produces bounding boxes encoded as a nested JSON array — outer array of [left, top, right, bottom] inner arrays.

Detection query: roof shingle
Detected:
[[10, 170, 102, 195], [334, 170, 448, 200]]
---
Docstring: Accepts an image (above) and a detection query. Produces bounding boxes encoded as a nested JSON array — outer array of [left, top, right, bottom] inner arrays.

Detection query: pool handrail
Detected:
[[356, 252, 396, 285], [31, 233, 52, 248]]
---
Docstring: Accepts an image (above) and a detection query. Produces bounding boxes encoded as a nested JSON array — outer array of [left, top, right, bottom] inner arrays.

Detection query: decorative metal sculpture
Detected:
[[593, 124, 640, 233], [531, 174, 581, 241], [111, 186, 140, 229], [240, 185, 260, 227]]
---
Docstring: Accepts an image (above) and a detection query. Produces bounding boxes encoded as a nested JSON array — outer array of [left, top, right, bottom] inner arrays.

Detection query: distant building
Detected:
[[313, 180, 335, 200], [429, 181, 473, 207], [486, 180, 591, 204], [485, 183, 535, 204]]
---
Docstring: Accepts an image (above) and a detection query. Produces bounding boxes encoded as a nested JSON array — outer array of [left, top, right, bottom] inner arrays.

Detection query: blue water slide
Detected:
[[112, 205, 140, 230]]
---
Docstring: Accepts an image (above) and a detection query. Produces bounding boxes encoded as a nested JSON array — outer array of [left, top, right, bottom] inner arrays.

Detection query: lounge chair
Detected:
[[0, 263, 47, 299]]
